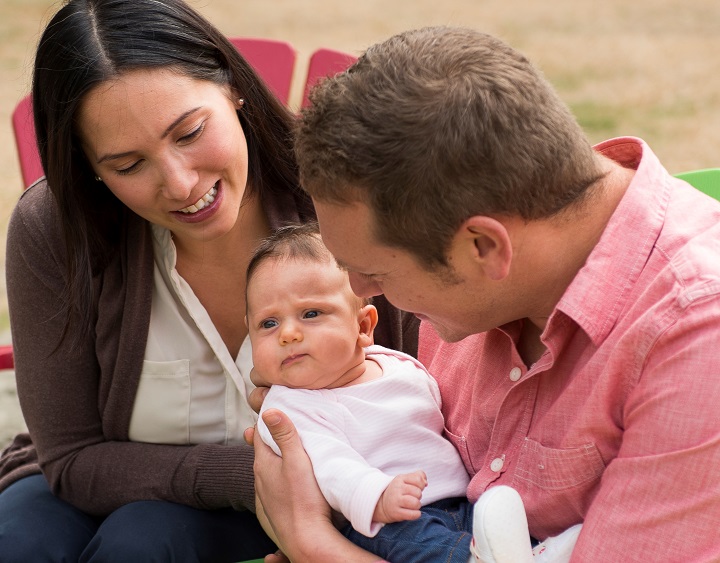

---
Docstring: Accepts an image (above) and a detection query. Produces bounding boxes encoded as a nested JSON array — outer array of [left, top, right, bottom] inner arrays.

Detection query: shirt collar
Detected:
[[552, 137, 672, 345]]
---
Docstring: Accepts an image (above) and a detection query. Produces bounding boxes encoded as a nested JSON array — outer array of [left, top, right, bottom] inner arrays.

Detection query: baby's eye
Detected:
[[303, 310, 321, 319], [260, 319, 278, 329]]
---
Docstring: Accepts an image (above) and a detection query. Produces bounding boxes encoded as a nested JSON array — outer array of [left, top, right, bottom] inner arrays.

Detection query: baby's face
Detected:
[[247, 257, 366, 389]]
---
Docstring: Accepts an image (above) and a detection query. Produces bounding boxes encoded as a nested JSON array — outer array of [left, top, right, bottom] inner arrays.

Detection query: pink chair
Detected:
[[0, 345, 13, 370], [11, 95, 41, 189], [228, 37, 296, 105], [301, 47, 357, 108]]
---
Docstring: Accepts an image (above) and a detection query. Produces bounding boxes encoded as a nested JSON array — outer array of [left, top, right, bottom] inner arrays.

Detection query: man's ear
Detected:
[[457, 216, 513, 281], [357, 304, 379, 347]]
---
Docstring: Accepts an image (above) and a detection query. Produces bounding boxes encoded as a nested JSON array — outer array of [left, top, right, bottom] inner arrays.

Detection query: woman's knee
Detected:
[[81, 501, 202, 562], [0, 474, 98, 562], [82, 500, 275, 563]]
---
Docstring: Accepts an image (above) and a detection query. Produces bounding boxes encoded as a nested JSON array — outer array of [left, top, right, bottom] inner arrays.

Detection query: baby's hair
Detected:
[[247, 222, 329, 286], [246, 222, 369, 307]]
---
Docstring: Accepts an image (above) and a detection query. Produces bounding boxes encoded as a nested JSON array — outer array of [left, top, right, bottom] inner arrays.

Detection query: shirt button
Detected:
[[490, 457, 504, 472], [509, 367, 522, 382]]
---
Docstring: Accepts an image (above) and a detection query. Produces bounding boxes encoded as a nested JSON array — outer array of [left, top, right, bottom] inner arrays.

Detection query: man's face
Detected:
[[314, 199, 504, 343]]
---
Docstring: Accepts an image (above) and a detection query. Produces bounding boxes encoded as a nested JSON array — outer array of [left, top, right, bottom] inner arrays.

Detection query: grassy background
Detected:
[[0, 0, 719, 440]]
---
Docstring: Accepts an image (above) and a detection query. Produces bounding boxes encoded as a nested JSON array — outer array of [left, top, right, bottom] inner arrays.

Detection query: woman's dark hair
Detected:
[[32, 0, 301, 341]]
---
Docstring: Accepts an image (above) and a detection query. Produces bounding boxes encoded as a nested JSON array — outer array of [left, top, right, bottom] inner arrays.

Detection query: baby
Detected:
[[247, 223, 581, 563]]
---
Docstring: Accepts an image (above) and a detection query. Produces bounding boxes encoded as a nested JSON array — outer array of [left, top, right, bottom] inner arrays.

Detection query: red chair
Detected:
[[11, 37, 297, 190], [228, 37, 296, 105], [11, 95, 41, 189], [301, 47, 357, 108], [0, 345, 13, 370]]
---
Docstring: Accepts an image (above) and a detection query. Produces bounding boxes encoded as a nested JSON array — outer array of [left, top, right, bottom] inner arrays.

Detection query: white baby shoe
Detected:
[[470, 485, 534, 563]]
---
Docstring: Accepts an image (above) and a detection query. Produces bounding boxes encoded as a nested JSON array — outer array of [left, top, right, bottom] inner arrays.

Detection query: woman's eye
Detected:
[[303, 310, 320, 319], [115, 160, 143, 176], [260, 319, 278, 329], [178, 122, 205, 143]]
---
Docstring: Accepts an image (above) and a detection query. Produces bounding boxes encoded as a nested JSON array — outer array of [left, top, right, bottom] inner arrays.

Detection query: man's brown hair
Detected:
[[295, 26, 605, 268]]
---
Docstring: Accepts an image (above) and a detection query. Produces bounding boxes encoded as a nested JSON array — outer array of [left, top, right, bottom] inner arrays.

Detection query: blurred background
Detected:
[[1, 0, 719, 441]]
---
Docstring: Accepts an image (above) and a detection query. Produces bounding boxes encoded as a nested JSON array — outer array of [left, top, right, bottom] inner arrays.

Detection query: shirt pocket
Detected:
[[514, 437, 605, 490], [444, 427, 477, 474], [128, 359, 191, 445]]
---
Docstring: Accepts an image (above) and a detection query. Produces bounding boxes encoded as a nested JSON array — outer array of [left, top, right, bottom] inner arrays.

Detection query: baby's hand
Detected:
[[373, 470, 427, 524]]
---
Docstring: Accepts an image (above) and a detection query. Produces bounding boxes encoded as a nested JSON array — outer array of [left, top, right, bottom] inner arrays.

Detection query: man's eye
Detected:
[[260, 319, 278, 329], [303, 310, 320, 319]]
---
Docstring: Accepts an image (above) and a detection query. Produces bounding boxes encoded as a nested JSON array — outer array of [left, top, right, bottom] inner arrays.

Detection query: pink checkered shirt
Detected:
[[419, 137, 720, 562]]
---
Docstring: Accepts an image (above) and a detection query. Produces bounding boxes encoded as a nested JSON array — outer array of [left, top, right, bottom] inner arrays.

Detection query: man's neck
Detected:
[[514, 157, 635, 354]]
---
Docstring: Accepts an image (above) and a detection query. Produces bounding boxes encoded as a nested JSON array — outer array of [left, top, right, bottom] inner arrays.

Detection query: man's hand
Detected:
[[373, 470, 427, 524], [245, 409, 333, 559]]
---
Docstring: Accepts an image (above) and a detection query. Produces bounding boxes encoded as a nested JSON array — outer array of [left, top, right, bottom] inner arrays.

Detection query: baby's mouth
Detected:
[[282, 353, 307, 366], [178, 182, 218, 214]]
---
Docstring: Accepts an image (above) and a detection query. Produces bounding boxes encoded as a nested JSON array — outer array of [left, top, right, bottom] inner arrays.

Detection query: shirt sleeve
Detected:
[[572, 298, 720, 561]]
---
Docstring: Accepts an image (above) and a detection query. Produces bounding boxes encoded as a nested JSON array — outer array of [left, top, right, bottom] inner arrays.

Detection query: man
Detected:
[[248, 26, 720, 562]]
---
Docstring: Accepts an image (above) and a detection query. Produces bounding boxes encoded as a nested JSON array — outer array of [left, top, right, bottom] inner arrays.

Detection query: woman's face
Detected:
[[77, 68, 249, 246]]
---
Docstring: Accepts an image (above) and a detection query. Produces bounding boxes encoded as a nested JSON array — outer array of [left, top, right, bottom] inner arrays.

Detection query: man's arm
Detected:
[[247, 409, 381, 563], [572, 307, 720, 561]]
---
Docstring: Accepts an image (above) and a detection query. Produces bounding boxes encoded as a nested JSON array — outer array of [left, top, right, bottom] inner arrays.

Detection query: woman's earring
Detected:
[[236, 98, 245, 109], [95, 175, 102, 182]]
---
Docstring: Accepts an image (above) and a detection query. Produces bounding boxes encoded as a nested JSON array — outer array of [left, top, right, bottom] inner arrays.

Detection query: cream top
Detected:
[[128, 225, 257, 445]]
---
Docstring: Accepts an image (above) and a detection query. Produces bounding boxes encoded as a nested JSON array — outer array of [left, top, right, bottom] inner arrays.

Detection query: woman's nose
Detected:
[[157, 155, 198, 201]]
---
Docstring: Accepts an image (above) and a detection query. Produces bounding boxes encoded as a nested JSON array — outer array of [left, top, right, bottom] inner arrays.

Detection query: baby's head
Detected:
[[246, 223, 378, 389]]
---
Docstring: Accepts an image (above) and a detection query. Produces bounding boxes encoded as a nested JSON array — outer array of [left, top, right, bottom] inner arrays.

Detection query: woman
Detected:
[[0, 0, 417, 561]]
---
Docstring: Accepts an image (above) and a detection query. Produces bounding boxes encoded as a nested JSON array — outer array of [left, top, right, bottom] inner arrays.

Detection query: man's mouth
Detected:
[[178, 182, 218, 214]]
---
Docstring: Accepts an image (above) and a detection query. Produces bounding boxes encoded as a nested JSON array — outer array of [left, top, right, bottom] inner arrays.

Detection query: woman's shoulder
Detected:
[[10, 179, 59, 228]]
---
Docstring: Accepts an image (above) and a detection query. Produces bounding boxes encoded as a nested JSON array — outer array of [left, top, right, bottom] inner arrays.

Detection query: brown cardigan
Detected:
[[0, 181, 418, 516]]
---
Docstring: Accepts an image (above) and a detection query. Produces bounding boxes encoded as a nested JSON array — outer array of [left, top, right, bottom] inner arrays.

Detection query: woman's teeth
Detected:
[[179, 184, 218, 214]]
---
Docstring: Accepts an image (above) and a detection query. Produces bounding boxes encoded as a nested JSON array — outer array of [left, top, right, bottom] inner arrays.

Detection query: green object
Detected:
[[675, 168, 720, 201]]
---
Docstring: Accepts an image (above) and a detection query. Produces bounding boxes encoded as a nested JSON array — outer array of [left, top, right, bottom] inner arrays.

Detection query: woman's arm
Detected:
[[248, 409, 380, 563], [6, 186, 254, 515]]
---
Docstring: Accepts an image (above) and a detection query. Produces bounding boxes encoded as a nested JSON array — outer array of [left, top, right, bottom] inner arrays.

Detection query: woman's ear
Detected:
[[357, 304, 379, 348], [457, 216, 513, 281]]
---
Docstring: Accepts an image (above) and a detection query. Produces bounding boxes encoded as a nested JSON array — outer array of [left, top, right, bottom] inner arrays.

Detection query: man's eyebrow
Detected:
[[333, 259, 354, 272], [96, 107, 202, 164]]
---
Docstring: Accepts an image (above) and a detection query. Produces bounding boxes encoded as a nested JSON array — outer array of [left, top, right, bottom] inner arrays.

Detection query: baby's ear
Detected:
[[357, 304, 378, 347]]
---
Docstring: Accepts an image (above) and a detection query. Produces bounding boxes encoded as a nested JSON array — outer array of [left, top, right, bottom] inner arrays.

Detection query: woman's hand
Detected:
[[248, 367, 270, 413], [245, 409, 378, 562]]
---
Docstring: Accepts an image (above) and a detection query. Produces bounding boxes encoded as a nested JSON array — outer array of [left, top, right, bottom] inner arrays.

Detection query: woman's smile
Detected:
[[172, 181, 224, 224]]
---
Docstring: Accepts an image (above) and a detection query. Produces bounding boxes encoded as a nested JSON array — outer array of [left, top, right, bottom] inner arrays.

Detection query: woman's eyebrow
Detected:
[[96, 107, 202, 164], [161, 107, 201, 138]]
